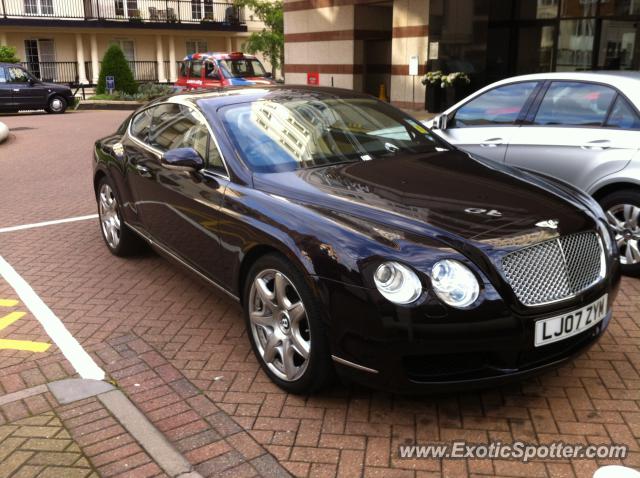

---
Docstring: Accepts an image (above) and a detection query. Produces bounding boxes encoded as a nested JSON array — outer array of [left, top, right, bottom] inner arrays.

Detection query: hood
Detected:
[[39, 81, 70, 92], [253, 150, 596, 249]]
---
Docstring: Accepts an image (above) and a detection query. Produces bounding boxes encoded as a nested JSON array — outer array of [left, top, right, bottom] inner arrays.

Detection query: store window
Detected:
[[518, 0, 558, 19], [557, 19, 596, 71], [534, 82, 616, 126]]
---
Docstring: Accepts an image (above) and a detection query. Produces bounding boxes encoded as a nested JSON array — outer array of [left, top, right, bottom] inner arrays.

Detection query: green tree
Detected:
[[233, 0, 283, 78], [96, 44, 137, 95], [0, 46, 20, 63]]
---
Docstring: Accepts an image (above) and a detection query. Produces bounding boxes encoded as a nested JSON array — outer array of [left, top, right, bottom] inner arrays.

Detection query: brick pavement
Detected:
[[0, 110, 639, 477]]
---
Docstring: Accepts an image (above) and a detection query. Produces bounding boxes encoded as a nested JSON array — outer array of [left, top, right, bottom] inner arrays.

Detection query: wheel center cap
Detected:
[[624, 229, 633, 240], [278, 313, 291, 332]]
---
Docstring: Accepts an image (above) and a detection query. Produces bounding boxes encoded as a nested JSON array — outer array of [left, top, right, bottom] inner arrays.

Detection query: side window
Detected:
[[190, 61, 203, 79], [0, 68, 6, 83], [605, 96, 640, 130], [205, 62, 220, 80], [534, 82, 616, 127], [452, 82, 538, 127], [150, 103, 226, 172], [130, 107, 154, 142], [7, 67, 30, 83]]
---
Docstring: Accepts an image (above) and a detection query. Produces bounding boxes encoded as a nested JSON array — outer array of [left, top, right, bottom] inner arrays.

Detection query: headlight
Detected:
[[374, 262, 422, 304], [431, 259, 479, 308]]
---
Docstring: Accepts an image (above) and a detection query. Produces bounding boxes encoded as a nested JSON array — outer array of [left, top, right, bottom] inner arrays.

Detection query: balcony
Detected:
[[0, 0, 246, 30]]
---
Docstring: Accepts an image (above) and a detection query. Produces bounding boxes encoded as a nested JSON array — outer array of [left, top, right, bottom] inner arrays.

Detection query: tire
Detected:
[[96, 176, 145, 257], [243, 253, 334, 394], [599, 189, 640, 276], [45, 95, 67, 114]]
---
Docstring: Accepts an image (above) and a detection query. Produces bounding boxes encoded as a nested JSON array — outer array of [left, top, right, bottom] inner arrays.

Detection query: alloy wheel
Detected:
[[606, 203, 640, 265], [248, 269, 311, 382], [99, 183, 121, 250]]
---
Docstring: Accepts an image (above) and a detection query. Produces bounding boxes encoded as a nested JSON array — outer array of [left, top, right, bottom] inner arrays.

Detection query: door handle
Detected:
[[135, 164, 152, 178], [480, 138, 504, 148], [581, 140, 611, 151]]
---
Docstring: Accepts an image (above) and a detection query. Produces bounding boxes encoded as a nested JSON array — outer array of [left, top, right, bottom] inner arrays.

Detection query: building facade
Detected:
[[284, 0, 640, 110], [0, 0, 270, 85]]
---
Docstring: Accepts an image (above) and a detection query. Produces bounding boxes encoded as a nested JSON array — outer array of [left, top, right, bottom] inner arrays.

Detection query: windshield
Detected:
[[221, 97, 443, 173], [218, 59, 267, 78]]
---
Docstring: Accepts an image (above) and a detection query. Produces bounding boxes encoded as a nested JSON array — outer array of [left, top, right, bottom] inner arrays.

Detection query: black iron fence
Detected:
[[1, 0, 245, 26], [23, 60, 179, 85]]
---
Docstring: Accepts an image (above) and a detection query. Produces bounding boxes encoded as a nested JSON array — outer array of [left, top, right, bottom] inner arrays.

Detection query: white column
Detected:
[[156, 35, 167, 83], [90, 34, 99, 84], [0, 33, 7, 46], [75, 33, 88, 85], [226, 36, 233, 52], [168, 35, 177, 82]]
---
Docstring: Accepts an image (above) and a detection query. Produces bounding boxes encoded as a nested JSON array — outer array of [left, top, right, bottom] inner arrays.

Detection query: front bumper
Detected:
[[313, 267, 620, 393]]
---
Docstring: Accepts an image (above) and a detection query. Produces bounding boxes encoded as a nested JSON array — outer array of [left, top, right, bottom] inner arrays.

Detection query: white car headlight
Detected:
[[431, 259, 479, 308], [374, 262, 422, 305]]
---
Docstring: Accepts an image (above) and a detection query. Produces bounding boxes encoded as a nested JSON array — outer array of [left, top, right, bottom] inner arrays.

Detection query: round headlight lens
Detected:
[[431, 260, 479, 308], [374, 262, 422, 305]]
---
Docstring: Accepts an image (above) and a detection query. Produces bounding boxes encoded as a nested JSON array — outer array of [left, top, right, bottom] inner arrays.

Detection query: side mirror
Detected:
[[264, 72, 272, 78], [433, 114, 448, 130], [28, 77, 36, 86], [161, 147, 205, 172]]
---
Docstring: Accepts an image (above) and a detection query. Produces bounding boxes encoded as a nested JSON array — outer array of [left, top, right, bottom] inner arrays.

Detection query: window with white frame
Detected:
[[111, 39, 136, 61], [186, 40, 208, 55]]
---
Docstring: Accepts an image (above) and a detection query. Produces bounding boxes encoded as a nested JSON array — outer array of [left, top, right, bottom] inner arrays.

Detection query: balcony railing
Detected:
[[1, 0, 245, 26], [22, 60, 178, 85]]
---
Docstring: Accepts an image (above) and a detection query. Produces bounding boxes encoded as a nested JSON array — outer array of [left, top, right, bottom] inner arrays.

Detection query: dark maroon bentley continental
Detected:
[[93, 86, 620, 393]]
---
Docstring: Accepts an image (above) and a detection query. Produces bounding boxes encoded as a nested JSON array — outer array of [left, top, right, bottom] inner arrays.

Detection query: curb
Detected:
[[77, 100, 143, 111]]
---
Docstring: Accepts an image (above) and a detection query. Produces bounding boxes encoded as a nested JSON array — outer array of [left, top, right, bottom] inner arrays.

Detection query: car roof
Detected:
[[445, 71, 640, 113], [181, 52, 258, 62], [163, 85, 375, 110], [0, 62, 21, 67]]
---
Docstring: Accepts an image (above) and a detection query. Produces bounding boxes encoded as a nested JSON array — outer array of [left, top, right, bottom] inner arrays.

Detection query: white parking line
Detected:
[[0, 214, 99, 234], [0, 255, 105, 380]]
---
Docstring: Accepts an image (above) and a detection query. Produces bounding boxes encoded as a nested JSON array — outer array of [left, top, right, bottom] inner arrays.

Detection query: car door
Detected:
[[126, 102, 229, 281], [435, 81, 541, 163], [505, 81, 639, 192], [0, 67, 13, 109], [7, 67, 47, 109]]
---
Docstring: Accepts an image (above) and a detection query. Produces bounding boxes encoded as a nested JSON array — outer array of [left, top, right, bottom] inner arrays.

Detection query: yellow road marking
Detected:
[[0, 311, 27, 331], [0, 299, 19, 307], [0, 339, 51, 352]]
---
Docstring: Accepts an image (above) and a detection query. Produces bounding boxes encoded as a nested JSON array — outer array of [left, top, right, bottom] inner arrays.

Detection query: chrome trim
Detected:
[[331, 355, 379, 374], [125, 222, 240, 302]]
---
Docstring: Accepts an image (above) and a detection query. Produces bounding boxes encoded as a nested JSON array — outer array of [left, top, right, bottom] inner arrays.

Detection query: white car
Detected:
[[428, 72, 640, 274]]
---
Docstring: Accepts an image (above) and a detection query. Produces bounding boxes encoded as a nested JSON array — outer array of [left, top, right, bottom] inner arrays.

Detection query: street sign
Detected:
[[307, 72, 319, 86], [106, 75, 115, 94]]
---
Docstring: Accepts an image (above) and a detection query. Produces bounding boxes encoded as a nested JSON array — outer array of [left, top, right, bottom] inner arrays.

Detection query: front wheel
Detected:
[[599, 189, 640, 276], [243, 254, 334, 394], [45, 95, 67, 114]]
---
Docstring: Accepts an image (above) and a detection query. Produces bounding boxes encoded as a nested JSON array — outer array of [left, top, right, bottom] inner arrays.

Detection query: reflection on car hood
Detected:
[[253, 150, 596, 248]]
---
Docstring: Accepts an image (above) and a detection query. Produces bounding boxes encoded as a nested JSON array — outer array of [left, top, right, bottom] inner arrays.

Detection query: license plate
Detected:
[[534, 295, 608, 347]]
